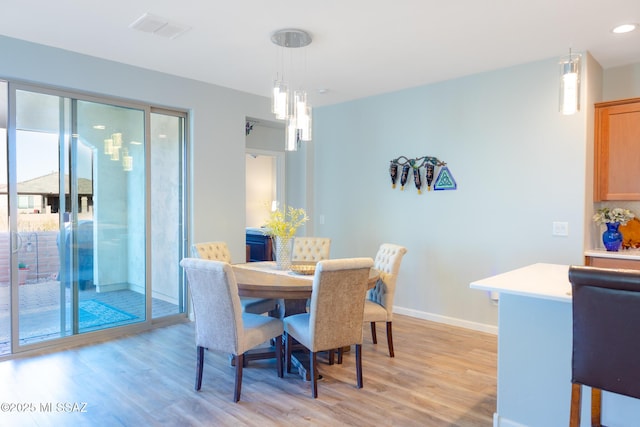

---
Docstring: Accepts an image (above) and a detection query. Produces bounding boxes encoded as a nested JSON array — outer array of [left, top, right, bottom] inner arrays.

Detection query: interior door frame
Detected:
[[245, 148, 286, 210]]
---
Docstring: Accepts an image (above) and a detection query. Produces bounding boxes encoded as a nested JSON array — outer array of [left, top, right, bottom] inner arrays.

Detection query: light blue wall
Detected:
[[0, 35, 273, 262], [313, 57, 591, 329], [5, 33, 631, 330]]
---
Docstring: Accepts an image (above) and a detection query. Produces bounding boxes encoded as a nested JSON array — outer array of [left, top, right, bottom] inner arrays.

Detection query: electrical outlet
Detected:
[[552, 221, 569, 236]]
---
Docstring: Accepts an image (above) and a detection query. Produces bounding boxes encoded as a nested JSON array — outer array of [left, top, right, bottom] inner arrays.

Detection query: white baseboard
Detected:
[[95, 282, 129, 293], [394, 306, 498, 335], [493, 413, 528, 427]]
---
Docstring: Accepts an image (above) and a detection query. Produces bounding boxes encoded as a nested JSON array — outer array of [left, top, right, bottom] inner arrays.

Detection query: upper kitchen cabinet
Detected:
[[594, 97, 640, 201]]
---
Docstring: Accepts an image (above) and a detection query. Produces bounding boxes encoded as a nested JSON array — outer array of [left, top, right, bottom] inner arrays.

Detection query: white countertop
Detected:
[[470, 263, 571, 303], [585, 248, 640, 260]]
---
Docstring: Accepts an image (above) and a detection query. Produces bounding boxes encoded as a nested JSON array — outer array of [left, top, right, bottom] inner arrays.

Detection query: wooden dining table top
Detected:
[[232, 261, 379, 299]]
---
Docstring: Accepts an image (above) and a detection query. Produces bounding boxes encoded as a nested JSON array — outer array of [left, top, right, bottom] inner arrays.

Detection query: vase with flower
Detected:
[[593, 207, 635, 252], [263, 205, 309, 270]]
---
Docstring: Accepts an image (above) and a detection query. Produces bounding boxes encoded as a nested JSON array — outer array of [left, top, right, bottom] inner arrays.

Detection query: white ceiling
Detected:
[[1, 1, 639, 107]]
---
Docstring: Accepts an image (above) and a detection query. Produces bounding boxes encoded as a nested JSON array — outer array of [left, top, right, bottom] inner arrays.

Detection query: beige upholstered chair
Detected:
[[191, 242, 278, 315], [283, 257, 374, 398], [291, 237, 331, 262], [363, 243, 407, 357], [180, 258, 284, 402]]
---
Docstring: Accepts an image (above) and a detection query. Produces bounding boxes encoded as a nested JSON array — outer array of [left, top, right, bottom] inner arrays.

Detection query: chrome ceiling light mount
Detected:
[[271, 29, 312, 49], [559, 48, 581, 115], [270, 29, 313, 151]]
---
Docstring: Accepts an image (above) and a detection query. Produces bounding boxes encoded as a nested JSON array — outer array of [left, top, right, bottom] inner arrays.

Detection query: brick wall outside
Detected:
[[0, 231, 61, 284]]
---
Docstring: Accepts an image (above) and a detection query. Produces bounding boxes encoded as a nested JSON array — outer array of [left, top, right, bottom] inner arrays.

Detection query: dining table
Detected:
[[231, 261, 380, 380]]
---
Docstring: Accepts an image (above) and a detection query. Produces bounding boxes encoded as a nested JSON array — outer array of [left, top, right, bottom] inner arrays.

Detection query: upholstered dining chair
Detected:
[[291, 237, 331, 262], [363, 243, 407, 358], [191, 241, 279, 316], [568, 265, 640, 427], [180, 258, 284, 402], [283, 257, 374, 398]]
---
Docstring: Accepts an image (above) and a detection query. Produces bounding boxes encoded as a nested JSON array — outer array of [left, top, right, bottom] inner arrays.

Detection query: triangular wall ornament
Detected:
[[434, 166, 457, 191]]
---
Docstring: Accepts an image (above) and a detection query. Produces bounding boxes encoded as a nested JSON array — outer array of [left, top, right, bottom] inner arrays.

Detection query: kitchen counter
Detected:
[[470, 263, 571, 302], [470, 263, 640, 427]]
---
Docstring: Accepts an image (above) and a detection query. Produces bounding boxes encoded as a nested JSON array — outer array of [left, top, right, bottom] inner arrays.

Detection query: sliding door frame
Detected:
[[4, 81, 189, 357]]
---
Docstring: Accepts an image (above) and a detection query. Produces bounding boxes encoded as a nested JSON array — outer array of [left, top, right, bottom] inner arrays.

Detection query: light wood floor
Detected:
[[0, 314, 496, 427]]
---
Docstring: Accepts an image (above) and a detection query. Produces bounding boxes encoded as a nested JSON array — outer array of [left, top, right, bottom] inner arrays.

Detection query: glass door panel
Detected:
[[0, 81, 8, 355], [150, 111, 186, 318], [11, 87, 147, 349], [14, 90, 68, 345], [75, 100, 146, 331]]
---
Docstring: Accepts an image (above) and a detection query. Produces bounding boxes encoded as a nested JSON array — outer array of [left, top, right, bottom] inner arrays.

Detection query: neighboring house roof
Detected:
[[0, 172, 93, 195]]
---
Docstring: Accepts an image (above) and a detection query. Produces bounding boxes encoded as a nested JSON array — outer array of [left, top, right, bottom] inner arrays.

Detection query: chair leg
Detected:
[[328, 349, 335, 365], [234, 354, 244, 403], [386, 321, 395, 358], [337, 347, 344, 364], [569, 383, 582, 427], [285, 332, 292, 374], [591, 387, 602, 427], [275, 335, 283, 378], [195, 346, 204, 391], [310, 351, 318, 398], [370, 322, 377, 344], [355, 344, 363, 389]]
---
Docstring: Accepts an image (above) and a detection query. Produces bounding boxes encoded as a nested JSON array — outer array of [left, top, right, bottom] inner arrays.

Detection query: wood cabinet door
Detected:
[[586, 256, 640, 270], [594, 98, 640, 201]]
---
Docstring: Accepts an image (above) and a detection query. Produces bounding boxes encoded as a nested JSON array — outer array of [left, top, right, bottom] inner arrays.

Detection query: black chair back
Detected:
[[569, 265, 640, 399]]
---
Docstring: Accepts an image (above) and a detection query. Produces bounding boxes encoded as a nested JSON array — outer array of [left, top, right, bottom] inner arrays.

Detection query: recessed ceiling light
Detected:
[[612, 23, 637, 34]]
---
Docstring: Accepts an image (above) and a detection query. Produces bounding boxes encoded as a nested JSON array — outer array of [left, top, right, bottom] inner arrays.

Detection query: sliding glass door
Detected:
[[8, 86, 147, 349], [0, 82, 187, 355]]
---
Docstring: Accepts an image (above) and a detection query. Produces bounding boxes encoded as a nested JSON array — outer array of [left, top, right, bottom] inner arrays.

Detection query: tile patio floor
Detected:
[[0, 280, 179, 355]]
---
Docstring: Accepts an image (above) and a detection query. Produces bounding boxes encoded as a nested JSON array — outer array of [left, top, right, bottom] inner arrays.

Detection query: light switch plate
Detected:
[[552, 221, 569, 236]]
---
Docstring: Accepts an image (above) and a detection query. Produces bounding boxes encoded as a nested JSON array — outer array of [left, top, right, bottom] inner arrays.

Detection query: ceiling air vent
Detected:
[[129, 12, 191, 40]]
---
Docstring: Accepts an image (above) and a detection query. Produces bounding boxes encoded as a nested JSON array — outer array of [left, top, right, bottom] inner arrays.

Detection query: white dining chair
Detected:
[[291, 237, 331, 262], [180, 258, 284, 402], [191, 241, 279, 316], [283, 257, 373, 398], [363, 243, 407, 357]]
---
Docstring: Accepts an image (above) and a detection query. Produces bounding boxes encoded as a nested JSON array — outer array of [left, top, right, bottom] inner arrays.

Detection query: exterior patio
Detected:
[[0, 279, 179, 355]]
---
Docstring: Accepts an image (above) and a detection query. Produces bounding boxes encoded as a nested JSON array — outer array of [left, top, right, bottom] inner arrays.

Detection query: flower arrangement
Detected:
[[263, 205, 309, 240], [592, 207, 635, 225]]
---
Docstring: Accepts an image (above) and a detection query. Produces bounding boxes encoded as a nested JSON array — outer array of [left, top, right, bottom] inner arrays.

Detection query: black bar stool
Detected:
[[568, 265, 640, 427]]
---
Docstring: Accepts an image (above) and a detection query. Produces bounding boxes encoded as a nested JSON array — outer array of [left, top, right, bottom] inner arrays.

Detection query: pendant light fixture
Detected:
[[559, 49, 581, 115], [271, 29, 313, 150]]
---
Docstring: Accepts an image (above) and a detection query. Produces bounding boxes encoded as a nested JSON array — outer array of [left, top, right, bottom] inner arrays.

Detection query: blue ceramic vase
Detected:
[[602, 222, 622, 251]]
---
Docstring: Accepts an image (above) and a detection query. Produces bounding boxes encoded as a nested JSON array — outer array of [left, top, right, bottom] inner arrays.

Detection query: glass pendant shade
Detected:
[[559, 52, 581, 115], [122, 147, 133, 171], [272, 80, 289, 120], [285, 119, 298, 151], [294, 90, 307, 120], [299, 105, 312, 141], [104, 138, 113, 155], [112, 132, 123, 148], [111, 146, 120, 161], [293, 90, 312, 141]]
